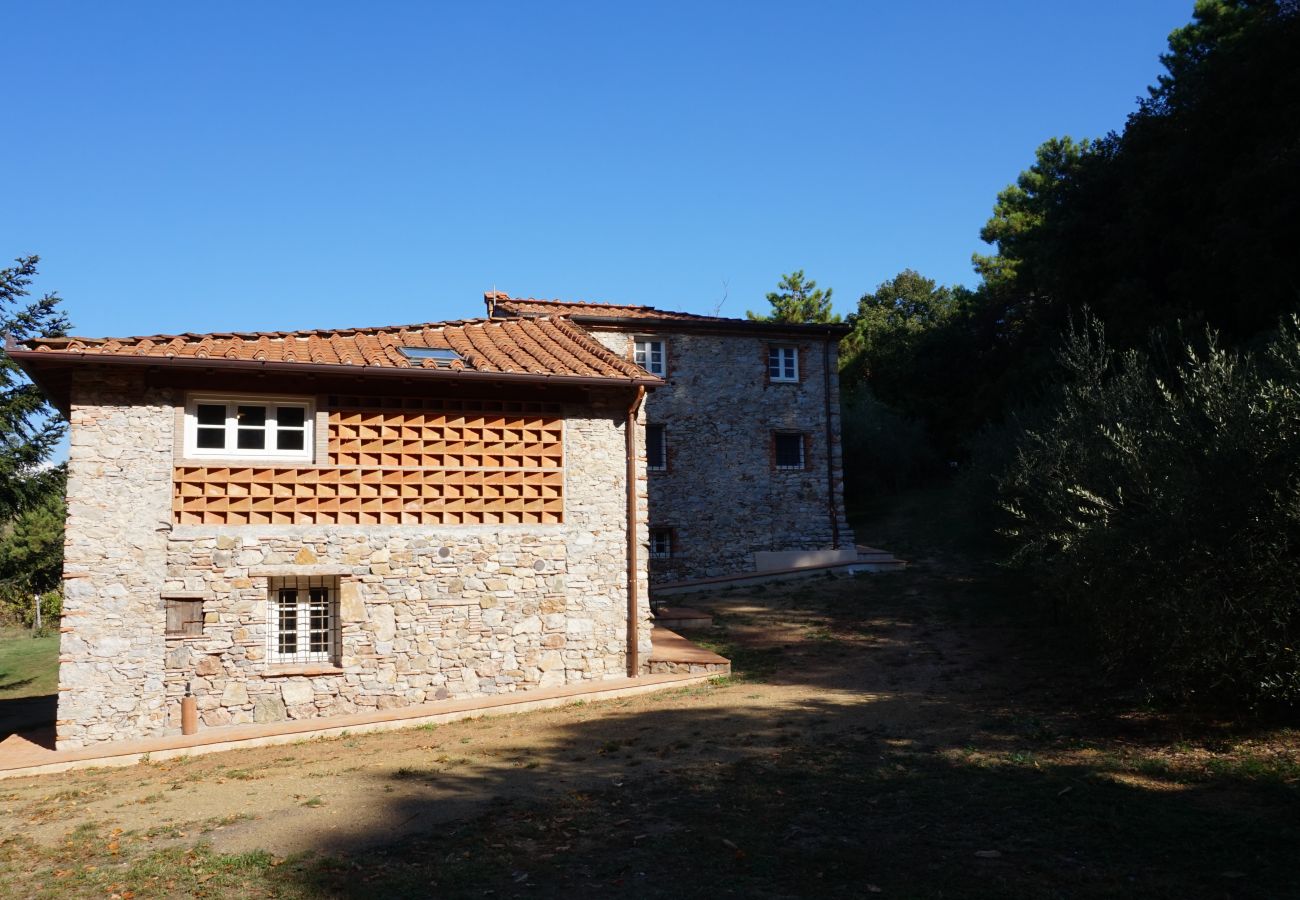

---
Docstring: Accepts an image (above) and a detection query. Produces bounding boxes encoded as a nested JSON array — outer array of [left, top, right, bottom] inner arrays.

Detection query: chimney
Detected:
[[484, 289, 509, 319]]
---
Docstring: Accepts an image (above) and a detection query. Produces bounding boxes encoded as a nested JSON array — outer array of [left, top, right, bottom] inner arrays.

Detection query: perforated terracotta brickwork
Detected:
[[173, 398, 566, 526], [328, 401, 563, 470]]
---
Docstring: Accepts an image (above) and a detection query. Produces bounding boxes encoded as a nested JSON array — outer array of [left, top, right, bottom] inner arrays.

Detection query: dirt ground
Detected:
[[3, 575, 963, 858], [2, 539, 1298, 897]]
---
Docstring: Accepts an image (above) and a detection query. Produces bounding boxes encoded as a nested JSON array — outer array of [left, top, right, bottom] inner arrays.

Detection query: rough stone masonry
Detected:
[[58, 368, 652, 749]]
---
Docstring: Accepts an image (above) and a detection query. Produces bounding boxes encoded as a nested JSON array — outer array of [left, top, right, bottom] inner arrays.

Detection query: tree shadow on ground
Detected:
[[251, 564, 1299, 899], [0, 693, 56, 743], [264, 696, 1298, 899]]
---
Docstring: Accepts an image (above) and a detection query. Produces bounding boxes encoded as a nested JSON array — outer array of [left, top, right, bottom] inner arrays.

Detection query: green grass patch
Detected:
[[692, 634, 784, 682], [0, 625, 59, 698]]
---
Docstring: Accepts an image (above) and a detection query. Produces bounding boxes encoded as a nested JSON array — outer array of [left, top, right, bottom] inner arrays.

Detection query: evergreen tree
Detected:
[[0, 476, 65, 595], [747, 270, 839, 324], [0, 256, 70, 518]]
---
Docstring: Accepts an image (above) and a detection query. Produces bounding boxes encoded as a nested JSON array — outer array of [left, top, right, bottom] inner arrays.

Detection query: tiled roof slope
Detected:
[[17, 316, 653, 381], [487, 292, 736, 322]]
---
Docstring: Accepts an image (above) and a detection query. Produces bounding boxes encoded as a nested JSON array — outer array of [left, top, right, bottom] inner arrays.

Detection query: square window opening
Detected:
[[268, 576, 340, 665], [634, 339, 666, 376], [165, 598, 204, 637], [650, 528, 673, 559], [774, 432, 806, 470]]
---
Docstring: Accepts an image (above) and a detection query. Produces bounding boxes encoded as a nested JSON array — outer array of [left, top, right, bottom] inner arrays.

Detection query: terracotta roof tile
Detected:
[[486, 292, 738, 323], [18, 317, 655, 383]]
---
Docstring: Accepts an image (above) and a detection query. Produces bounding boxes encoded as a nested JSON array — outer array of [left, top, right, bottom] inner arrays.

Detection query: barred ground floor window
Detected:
[[268, 575, 340, 665]]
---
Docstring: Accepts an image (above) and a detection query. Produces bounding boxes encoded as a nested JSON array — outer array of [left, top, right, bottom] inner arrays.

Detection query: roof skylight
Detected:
[[399, 347, 462, 365]]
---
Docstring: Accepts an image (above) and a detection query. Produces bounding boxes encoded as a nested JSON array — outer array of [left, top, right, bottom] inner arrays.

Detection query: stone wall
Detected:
[[60, 369, 175, 746], [593, 329, 850, 583], [59, 369, 651, 749]]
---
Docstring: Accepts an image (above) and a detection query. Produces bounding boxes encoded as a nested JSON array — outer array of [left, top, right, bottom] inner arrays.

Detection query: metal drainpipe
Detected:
[[823, 337, 841, 549], [625, 385, 647, 677]]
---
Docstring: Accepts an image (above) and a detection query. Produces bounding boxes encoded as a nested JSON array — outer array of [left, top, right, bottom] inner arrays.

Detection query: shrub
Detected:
[[999, 314, 1300, 707], [840, 385, 940, 506]]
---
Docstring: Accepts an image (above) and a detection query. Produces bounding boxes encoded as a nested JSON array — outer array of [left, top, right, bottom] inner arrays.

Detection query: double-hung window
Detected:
[[646, 424, 667, 472], [634, 338, 666, 376], [185, 395, 313, 461], [268, 577, 337, 665], [768, 345, 799, 382]]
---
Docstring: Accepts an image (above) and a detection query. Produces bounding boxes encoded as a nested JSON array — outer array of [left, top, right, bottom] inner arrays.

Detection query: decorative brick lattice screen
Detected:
[[174, 399, 565, 525]]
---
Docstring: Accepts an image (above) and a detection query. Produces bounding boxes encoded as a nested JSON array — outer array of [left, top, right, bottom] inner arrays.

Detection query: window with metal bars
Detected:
[[267, 576, 338, 664], [646, 424, 667, 471], [773, 432, 807, 470], [650, 528, 673, 558]]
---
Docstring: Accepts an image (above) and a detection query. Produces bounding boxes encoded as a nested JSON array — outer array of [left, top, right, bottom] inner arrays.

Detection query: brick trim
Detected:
[[763, 341, 803, 386]]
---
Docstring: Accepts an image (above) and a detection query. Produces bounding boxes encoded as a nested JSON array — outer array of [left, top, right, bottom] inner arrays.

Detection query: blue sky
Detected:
[[5, 1, 1193, 337]]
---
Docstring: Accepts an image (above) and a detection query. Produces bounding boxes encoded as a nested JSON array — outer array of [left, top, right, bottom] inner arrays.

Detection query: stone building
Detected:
[[11, 294, 848, 749], [488, 294, 851, 584]]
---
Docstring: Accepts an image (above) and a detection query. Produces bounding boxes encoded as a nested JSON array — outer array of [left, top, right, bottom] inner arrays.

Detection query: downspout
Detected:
[[625, 385, 646, 677], [823, 337, 841, 549]]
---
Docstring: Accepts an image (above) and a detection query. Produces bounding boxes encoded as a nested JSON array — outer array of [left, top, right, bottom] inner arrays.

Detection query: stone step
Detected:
[[646, 627, 731, 677], [652, 606, 713, 630], [651, 544, 908, 597]]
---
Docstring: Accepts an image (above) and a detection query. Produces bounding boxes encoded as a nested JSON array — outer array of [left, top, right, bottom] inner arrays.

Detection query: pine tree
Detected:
[[0, 256, 71, 518], [747, 270, 839, 324]]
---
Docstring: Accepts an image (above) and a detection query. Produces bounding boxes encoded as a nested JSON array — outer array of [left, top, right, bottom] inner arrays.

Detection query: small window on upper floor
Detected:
[[184, 394, 314, 461], [768, 345, 799, 382], [646, 424, 667, 472], [635, 338, 666, 376]]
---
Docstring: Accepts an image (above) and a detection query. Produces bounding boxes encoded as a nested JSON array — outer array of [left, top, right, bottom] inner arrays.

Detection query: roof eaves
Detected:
[[6, 347, 665, 388], [567, 315, 852, 337]]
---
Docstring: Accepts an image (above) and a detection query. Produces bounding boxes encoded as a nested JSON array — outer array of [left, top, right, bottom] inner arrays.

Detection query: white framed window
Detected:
[[634, 338, 666, 376], [650, 528, 673, 558], [268, 576, 338, 665], [768, 345, 799, 382], [646, 424, 667, 472], [184, 394, 314, 460], [773, 432, 807, 470]]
